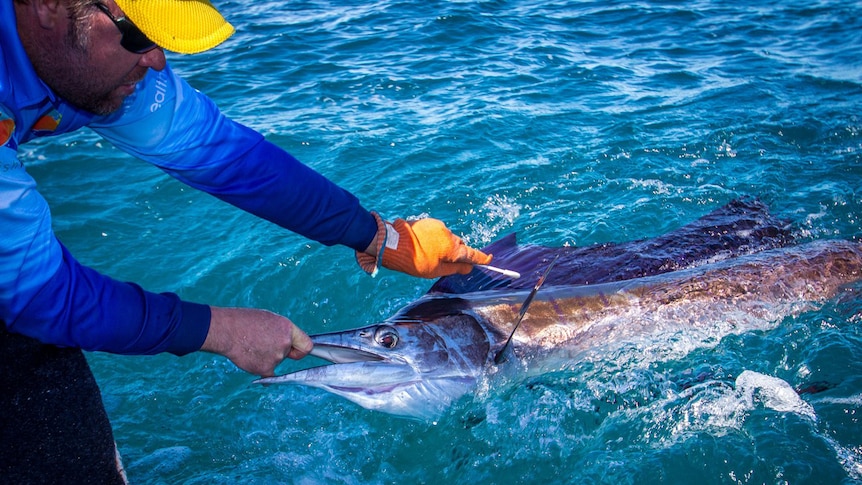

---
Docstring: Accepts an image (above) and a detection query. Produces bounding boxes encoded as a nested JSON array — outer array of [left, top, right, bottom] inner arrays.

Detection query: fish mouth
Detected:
[[307, 343, 384, 364], [253, 334, 409, 388], [252, 336, 388, 386]]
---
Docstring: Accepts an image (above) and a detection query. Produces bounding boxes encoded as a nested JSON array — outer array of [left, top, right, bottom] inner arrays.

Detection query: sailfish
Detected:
[[257, 199, 862, 420]]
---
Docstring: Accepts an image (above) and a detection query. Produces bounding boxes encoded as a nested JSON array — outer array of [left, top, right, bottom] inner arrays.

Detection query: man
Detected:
[[1, 0, 492, 481]]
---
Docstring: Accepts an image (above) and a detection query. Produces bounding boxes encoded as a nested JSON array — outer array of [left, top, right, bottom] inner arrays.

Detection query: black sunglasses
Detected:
[[94, 3, 157, 54]]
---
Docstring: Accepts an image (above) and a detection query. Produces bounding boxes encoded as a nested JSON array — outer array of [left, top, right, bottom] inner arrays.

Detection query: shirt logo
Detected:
[[32, 108, 62, 134], [0, 107, 13, 147]]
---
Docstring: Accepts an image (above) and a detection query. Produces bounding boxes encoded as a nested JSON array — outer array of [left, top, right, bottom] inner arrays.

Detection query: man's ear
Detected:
[[29, 0, 67, 30]]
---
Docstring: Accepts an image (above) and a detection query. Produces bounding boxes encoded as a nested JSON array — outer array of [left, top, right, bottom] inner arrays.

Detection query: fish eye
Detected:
[[374, 326, 399, 349]]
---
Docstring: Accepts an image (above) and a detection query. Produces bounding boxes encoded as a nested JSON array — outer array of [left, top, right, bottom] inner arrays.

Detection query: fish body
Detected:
[[257, 199, 862, 419]]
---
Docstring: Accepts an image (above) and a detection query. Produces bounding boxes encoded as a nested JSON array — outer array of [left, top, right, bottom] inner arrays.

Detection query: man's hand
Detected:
[[201, 306, 313, 376], [357, 213, 492, 278]]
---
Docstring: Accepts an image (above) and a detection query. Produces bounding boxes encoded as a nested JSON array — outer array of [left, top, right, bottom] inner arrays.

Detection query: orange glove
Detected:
[[356, 212, 492, 278]]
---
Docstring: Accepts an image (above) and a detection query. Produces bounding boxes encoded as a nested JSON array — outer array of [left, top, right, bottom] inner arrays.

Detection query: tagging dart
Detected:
[[476, 264, 521, 279]]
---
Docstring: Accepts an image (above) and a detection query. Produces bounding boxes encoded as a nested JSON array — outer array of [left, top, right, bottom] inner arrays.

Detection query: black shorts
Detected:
[[0, 326, 126, 484]]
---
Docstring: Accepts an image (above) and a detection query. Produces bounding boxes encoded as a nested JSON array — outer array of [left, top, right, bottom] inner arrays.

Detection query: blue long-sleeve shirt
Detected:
[[0, 4, 377, 356]]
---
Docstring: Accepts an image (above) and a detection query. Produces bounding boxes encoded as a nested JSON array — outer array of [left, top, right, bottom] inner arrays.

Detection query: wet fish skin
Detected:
[[257, 200, 862, 420]]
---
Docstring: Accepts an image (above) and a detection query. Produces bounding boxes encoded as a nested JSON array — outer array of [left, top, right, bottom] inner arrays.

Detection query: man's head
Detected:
[[13, 0, 233, 115]]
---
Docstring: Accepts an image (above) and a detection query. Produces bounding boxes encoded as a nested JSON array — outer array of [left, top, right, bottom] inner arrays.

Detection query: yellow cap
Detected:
[[114, 0, 236, 54]]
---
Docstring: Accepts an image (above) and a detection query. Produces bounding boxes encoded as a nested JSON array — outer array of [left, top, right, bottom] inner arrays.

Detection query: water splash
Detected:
[[734, 370, 816, 420], [467, 194, 522, 245]]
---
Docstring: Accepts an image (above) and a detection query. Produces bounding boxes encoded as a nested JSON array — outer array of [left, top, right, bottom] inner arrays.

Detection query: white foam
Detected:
[[735, 370, 817, 421]]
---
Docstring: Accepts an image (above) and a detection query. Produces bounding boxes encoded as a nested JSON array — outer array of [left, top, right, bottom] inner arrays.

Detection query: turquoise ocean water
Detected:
[[23, 0, 862, 482]]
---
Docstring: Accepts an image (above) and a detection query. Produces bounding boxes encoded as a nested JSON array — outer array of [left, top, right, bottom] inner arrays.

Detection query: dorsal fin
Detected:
[[429, 197, 794, 295]]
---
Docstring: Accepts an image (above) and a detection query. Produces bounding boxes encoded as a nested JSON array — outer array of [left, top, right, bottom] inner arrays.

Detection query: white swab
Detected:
[[476, 264, 521, 279]]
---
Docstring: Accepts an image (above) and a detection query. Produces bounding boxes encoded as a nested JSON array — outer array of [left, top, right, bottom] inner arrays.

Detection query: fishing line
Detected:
[[493, 255, 559, 364]]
